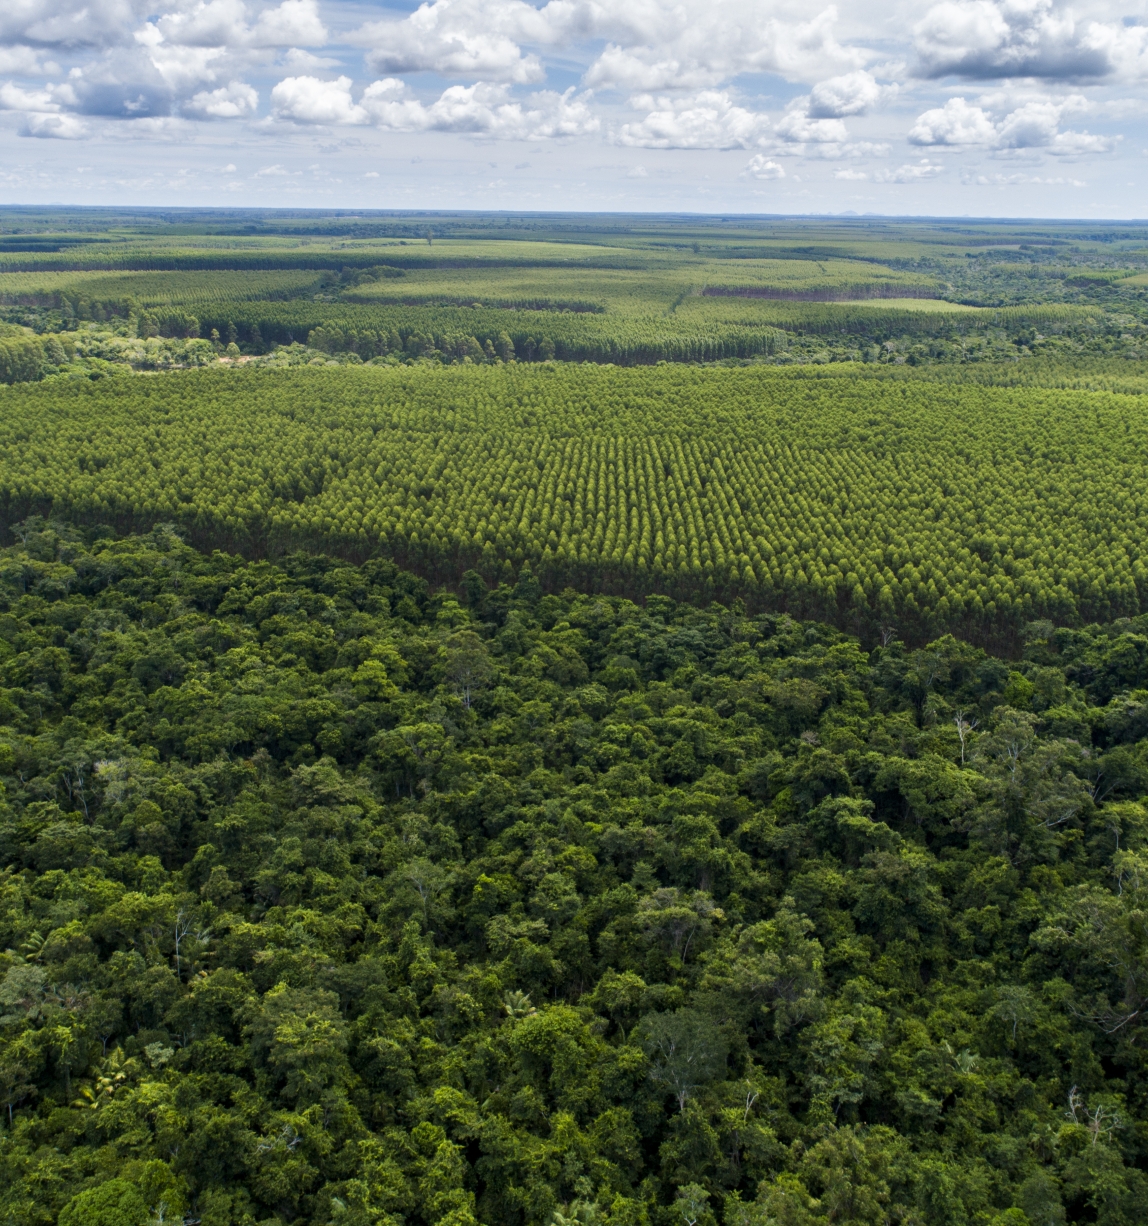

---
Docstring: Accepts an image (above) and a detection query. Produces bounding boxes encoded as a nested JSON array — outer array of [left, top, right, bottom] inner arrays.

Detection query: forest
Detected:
[[3, 520, 1148, 1226], [5, 362, 1148, 645], [3, 208, 1148, 1226], [2, 210, 1148, 377]]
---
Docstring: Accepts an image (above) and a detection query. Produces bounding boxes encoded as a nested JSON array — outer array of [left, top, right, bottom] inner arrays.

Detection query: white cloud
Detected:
[[271, 74, 366, 124], [282, 47, 340, 70], [30, 0, 325, 123], [617, 91, 771, 150], [775, 109, 850, 144], [137, 40, 226, 94], [152, 0, 326, 50], [360, 15, 543, 85], [20, 111, 87, 138], [366, 81, 599, 140], [1084, 22, 1148, 84], [994, 97, 1097, 151], [0, 0, 146, 50], [0, 81, 60, 111], [913, 0, 1148, 82], [352, 1, 863, 92], [910, 92, 1117, 154], [0, 78, 92, 136], [584, 5, 864, 90], [0, 46, 44, 75], [909, 95, 996, 144], [47, 41, 215, 119], [807, 70, 884, 117], [271, 74, 600, 140], [743, 154, 785, 179], [184, 79, 257, 117], [875, 158, 943, 181], [761, 72, 896, 159], [0, 0, 1138, 184], [250, 0, 325, 47], [614, 86, 892, 154], [834, 167, 868, 178]]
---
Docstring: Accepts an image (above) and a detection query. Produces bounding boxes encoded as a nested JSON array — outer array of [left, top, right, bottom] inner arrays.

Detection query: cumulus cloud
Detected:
[[20, 110, 87, 137], [271, 73, 364, 123], [270, 74, 599, 140], [149, 0, 326, 50], [352, 1, 863, 91], [910, 92, 1117, 154], [184, 79, 257, 117], [913, 0, 1148, 82], [282, 47, 340, 70], [908, 95, 997, 143], [0, 80, 86, 137], [994, 96, 1112, 152], [834, 167, 869, 178], [0, 0, 147, 50], [585, 5, 864, 90], [743, 154, 786, 178], [616, 91, 771, 149], [0, 81, 61, 111], [371, 81, 599, 140], [0, 46, 46, 74], [0, 78, 92, 136], [752, 70, 898, 160], [360, 13, 543, 84], [0, 0, 1139, 179], [27, 0, 327, 123], [807, 70, 884, 117], [0, 0, 321, 130], [774, 109, 850, 143], [615, 88, 874, 152], [132, 30, 226, 92], [249, 0, 325, 46], [0, 0, 324, 62]]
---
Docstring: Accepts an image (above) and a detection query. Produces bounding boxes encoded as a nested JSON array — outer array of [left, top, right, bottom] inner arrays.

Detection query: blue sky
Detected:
[[0, 0, 1145, 216]]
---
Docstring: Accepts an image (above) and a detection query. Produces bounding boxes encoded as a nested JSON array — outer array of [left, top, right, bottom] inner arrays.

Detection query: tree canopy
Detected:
[[1, 521, 1147, 1225]]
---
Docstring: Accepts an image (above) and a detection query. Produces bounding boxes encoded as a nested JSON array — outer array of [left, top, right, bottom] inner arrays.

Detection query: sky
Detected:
[[0, 0, 1146, 217]]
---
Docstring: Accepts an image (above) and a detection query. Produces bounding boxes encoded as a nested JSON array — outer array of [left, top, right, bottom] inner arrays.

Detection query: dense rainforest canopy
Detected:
[[2, 521, 1148, 1226]]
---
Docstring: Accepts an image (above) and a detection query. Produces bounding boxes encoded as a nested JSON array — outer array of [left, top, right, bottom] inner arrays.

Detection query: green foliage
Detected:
[[57, 1179, 148, 1226], [637, 1008, 728, 1110], [5, 363, 1148, 636], [3, 208, 1148, 1222], [0, 328, 47, 385], [0, 525, 1147, 1224], [4, 215, 1146, 375]]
